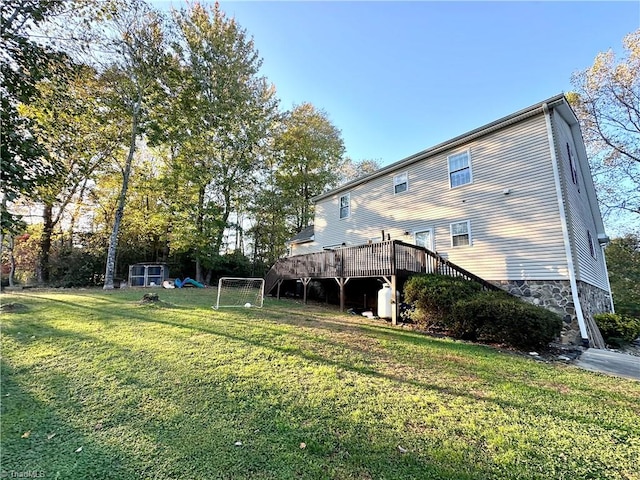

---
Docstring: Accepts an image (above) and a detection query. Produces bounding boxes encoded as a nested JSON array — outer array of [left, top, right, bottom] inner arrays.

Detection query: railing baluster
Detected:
[[265, 239, 499, 293]]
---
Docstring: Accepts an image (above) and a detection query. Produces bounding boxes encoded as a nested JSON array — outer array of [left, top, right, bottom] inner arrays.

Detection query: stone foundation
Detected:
[[576, 281, 614, 321], [491, 279, 582, 345]]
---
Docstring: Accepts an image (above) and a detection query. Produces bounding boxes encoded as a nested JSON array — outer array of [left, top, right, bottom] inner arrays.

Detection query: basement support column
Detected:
[[334, 277, 350, 312], [301, 277, 311, 304]]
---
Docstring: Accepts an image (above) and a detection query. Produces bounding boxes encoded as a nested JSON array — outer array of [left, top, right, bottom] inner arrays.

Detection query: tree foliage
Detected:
[[19, 64, 119, 282], [1, 1, 353, 286], [0, 0, 70, 233], [275, 103, 346, 231], [568, 29, 640, 224], [87, 0, 171, 289], [605, 233, 640, 318], [340, 158, 382, 185], [167, 2, 278, 282]]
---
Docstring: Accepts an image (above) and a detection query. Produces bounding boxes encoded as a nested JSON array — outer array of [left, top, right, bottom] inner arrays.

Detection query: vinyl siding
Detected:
[[551, 112, 610, 290], [310, 114, 570, 281]]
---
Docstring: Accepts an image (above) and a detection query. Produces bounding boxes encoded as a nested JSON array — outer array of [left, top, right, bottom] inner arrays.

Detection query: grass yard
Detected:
[[1, 289, 638, 480]]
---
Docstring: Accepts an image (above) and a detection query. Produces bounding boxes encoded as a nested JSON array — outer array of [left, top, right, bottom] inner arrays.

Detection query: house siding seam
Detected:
[[310, 114, 569, 282]]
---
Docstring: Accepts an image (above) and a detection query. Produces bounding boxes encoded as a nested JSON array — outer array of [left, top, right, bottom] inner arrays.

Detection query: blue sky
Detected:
[[155, 1, 639, 168]]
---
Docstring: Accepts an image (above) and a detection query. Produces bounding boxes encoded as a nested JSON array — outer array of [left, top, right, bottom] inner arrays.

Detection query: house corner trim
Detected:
[[543, 104, 589, 342]]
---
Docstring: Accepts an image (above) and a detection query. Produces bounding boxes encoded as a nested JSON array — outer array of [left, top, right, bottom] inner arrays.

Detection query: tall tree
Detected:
[[0, 0, 70, 233], [19, 64, 119, 282], [246, 146, 290, 268], [170, 3, 278, 283], [275, 103, 346, 232], [568, 28, 640, 225], [88, 1, 169, 289]]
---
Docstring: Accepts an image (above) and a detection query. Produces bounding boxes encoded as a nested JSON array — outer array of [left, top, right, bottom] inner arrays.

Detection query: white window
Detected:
[[339, 193, 350, 219], [393, 172, 408, 194], [448, 150, 472, 188], [415, 229, 434, 251], [450, 221, 471, 247]]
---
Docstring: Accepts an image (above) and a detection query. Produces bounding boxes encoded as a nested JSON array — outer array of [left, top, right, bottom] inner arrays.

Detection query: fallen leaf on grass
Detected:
[[300, 442, 306, 449], [397, 445, 407, 454], [21, 431, 31, 438], [75, 446, 83, 453], [94, 422, 103, 430], [234, 441, 243, 447], [47, 433, 56, 440]]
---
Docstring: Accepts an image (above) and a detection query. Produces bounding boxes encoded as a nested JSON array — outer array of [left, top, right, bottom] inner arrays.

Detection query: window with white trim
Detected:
[[587, 230, 596, 259], [339, 193, 350, 219], [450, 221, 471, 247], [566, 143, 580, 193], [393, 172, 408, 194], [448, 150, 472, 188], [415, 229, 434, 251]]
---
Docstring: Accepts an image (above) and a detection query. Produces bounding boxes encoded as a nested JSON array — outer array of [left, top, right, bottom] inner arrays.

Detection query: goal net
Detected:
[[214, 277, 265, 309]]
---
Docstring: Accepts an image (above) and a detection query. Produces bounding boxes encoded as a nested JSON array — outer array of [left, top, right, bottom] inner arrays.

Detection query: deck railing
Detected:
[[265, 240, 500, 294]]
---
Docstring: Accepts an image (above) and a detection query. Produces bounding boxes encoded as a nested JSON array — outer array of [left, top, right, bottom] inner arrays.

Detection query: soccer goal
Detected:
[[214, 277, 265, 309]]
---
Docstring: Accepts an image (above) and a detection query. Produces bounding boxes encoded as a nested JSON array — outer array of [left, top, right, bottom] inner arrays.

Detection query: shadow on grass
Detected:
[[3, 293, 639, 479], [2, 319, 494, 479], [5, 292, 639, 437], [133, 311, 640, 435], [0, 361, 139, 479]]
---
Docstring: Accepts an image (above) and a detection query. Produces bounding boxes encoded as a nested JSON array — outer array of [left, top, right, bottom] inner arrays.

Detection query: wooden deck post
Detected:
[[276, 279, 283, 300], [334, 277, 350, 312], [390, 242, 398, 325], [301, 277, 311, 304]]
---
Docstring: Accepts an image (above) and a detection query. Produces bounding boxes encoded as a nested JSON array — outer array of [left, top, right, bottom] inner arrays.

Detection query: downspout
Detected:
[[600, 243, 615, 313], [543, 103, 589, 344]]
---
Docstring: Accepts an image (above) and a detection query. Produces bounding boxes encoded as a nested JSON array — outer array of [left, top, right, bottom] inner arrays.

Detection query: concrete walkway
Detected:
[[575, 349, 640, 381]]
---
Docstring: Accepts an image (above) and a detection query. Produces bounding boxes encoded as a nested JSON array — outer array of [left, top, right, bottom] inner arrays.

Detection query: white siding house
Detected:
[[287, 94, 613, 346]]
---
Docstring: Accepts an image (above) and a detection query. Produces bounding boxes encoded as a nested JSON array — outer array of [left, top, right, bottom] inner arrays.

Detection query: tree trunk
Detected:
[[195, 185, 205, 284], [103, 101, 140, 290], [195, 258, 202, 283], [8, 235, 16, 287], [37, 203, 53, 284], [161, 222, 171, 263]]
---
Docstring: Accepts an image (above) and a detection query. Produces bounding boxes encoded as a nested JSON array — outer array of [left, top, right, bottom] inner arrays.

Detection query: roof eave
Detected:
[[313, 94, 567, 202]]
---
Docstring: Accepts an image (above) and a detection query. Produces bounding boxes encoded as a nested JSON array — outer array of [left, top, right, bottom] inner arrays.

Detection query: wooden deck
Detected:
[[265, 240, 500, 322]]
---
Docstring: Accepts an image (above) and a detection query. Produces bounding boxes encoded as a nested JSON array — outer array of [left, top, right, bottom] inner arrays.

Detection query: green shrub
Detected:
[[403, 274, 483, 327], [594, 313, 640, 346], [451, 292, 563, 349]]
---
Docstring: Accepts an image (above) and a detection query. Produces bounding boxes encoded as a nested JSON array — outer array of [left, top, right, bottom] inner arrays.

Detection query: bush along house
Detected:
[[266, 94, 613, 348]]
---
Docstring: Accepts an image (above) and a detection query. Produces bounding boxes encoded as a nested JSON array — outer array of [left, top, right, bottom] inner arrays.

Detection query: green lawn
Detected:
[[1, 289, 638, 480]]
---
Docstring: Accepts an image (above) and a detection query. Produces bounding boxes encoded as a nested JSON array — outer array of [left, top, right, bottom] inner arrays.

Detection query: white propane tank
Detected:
[[378, 284, 392, 319]]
